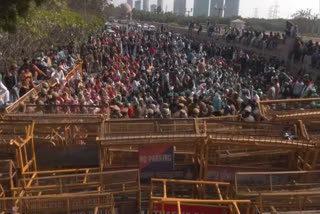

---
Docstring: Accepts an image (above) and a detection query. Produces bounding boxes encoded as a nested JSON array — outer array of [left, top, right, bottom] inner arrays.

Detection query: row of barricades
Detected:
[[99, 118, 316, 149], [257, 98, 320, 121]]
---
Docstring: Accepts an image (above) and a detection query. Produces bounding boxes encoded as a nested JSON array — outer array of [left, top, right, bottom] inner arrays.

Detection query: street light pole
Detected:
[[186, 8, 192, 17], [214, 3, 226, 34], [214, 4, 225, 18], [216, 8, 223, 18]]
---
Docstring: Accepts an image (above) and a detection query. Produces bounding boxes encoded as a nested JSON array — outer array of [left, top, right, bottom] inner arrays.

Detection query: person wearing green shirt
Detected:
[[212, 92, 223, 116]]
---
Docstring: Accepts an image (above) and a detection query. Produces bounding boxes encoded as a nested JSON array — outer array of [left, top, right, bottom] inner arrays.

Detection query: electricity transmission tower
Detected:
[[253, 8, 258, 18], [268, 5, 274, 19], [268, 2, 279, 19], [273, 2, 279, 19]]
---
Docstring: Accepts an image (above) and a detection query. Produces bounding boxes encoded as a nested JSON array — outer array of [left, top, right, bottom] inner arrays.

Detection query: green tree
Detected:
[[0, 0, 46, 33], [290, 9, 320, 35], [66, 0, 112, 16], [292, 9, 314, 20], [157, 6, 162, 14], [0, 0, 104, 70]]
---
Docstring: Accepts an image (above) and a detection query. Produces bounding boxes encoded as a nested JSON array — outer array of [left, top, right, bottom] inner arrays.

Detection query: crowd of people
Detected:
[[0, 22, 319, 121], [0, 45, 78, 107], [225, 28, 284, 50], [290, 37, 320, 67], [223, 21, 320, 68]]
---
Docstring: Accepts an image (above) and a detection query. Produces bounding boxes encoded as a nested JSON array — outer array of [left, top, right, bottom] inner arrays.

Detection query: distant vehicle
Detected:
[[143, 24, 149, 30], [119, 19, 128, 24], [109, 16, 116, 22], [149, 25, 156, 31], [106, 29, 115, 34], [105, 22, 112, 30], [136, 23, 142, 28], [112, 24, 120, 31]]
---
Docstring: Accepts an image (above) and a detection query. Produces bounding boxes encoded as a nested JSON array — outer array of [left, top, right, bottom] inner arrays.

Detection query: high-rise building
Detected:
[[193, 0, 210, 17], [157, 0, 164, 12], [173, 0, 186, 16], [150, 4, 157, 12], [210, 0, 224, 17], [143, 0, 149, 11], [127, 0, 133, 8], [135, 0, 141, 10], [224, 0, 240, 17]]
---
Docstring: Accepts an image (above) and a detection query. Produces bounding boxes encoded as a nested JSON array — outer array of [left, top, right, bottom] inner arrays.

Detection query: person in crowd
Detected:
[[3, 65, 19, 102], [0, 74, 10, 106], [19, 68, 34, 97]]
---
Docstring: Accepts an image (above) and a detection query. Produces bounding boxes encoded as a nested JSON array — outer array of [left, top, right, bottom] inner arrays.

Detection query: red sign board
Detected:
[[152, 202, 230, 214], [139, 145, 174, 172]]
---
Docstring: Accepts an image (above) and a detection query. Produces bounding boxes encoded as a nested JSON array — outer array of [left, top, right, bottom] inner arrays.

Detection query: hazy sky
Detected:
[[113, 0, 319, 19]]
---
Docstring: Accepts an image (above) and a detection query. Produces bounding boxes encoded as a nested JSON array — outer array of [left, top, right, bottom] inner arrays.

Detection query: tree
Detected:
[[0, 0, 45, 33], [66, 0, 112, 16], [119, 3, 132, 18], [291, 9, 316, 20], [291, 9, 320, 35], [156, 6, 162, 14], [0, 0, 104, 71]]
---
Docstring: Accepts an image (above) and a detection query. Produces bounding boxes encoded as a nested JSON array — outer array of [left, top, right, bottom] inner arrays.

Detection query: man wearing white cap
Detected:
[[242, 106, 255, 122]]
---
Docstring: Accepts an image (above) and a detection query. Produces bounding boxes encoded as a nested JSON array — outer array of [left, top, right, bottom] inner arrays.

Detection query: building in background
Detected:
[[157, 0, 164, 12], [193, 0, 210, 17], [127, 0, 133, 8], [143, 0, 149, 12], [150, 4, 157, 12], [210, 0, 224, 17], [224, 0, 240, 17], [135, 0, 141, 10], [173, 0, 186, 16]]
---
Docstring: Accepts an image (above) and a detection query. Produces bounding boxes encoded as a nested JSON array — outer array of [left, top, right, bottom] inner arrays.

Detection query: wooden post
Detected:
[[111, 194, 115, 214], [149, 199, 154, 214], [194, 119, 199, 134], [203, 139, 209, 180], [23, 145, 28, 170], [199, 142, 205, 180], [59, 178, 63, 194], [18, 146, 24, 174], [251, 205, 256, 214], [216, 184, 223, 200], [245, 202, 251, 214], [30, 126, 38, 184], [137, 171, 141, 214], [233, 202, 241, 214], [226, 184, 230, 200], [98, 143, 103, 172], [235, 173, 238, 195], [67, 197, 70, 214], [149, 180, 154, 213], [161, 201, 165, 214], [177, 201, 181, 214], [297, 195, 302, 212], [259, 193, 263, 213], [311, 147, 320, 170], [163, 181, 167, 198]]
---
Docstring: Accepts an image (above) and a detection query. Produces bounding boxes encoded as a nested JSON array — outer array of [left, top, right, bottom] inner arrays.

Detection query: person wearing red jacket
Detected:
[[127, 103, 134, 118]]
